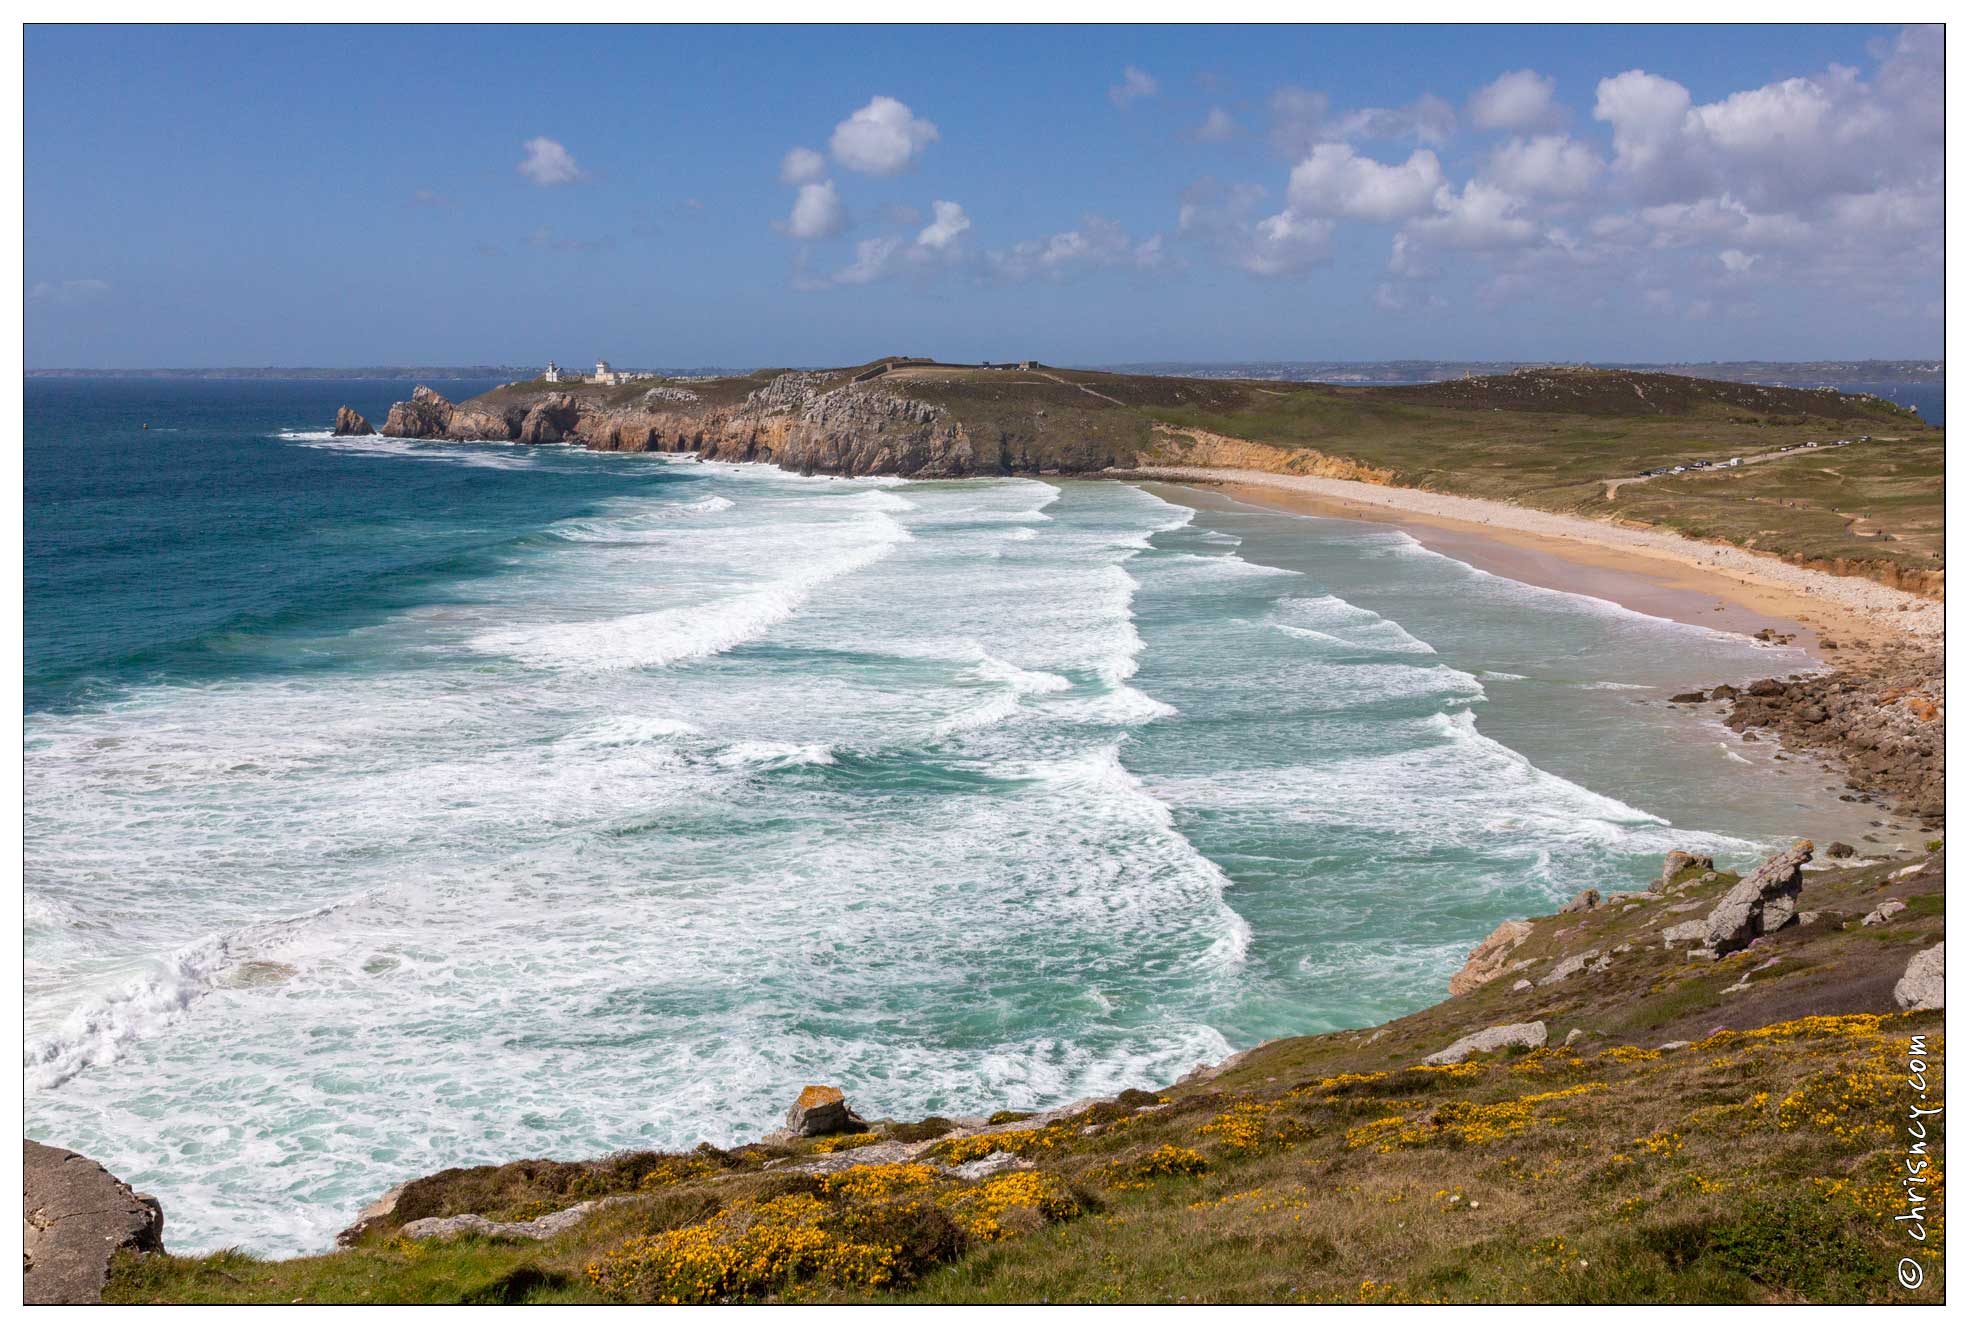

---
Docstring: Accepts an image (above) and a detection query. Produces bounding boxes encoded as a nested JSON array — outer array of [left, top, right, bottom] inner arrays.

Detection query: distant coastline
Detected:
[[27, 358, 1945, 386]]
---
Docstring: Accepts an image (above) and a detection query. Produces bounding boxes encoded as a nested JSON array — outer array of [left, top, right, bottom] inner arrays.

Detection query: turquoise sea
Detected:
[[24, 379, 1896, 1256]]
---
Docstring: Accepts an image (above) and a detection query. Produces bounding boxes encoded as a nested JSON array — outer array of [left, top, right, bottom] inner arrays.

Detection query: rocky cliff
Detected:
[[352, 367, 1143, 479]]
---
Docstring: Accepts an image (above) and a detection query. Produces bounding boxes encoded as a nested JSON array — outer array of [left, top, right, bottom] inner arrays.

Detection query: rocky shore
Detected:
[[46, 837, 1945, 1305]]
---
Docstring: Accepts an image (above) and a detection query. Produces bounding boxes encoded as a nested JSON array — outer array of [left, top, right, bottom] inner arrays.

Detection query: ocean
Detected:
[[24, 378, 1900, 1256]]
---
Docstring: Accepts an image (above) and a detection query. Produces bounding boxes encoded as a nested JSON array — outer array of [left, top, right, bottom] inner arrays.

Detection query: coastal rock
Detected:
[[1560, 888, 1601, 914], [1699, 839, 1812, 957], [1421, 1021, 1547, 1065], [381, 385, 455, 439], [1669, 691, 1707, 703], [1862, 899, 1907, 927], [445, 401, 528, 441], [518, 393, 582, 445], [1661, 919, 1708, 949], [785, 1085, 866, 1137], [1447, 918, 1534, 996], [332, 405, 373, 436], [1826, 841, 1857, 859], [24, 1140, 165, 1305], [944, 1152, 1035, 1182], [1540, 950, 1602, 985], [398, 1194, 640, 1244], [1892, 943, 1944, 1011], [1656, 851, 1713, 891], [336, 1184, 405, 1247]]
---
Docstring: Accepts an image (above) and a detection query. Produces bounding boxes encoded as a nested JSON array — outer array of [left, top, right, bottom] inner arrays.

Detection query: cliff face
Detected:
[[370, 372, 1135, 479]]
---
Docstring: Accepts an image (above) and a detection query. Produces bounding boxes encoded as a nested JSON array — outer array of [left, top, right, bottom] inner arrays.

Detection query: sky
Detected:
[[24, 23, 1944, 369]]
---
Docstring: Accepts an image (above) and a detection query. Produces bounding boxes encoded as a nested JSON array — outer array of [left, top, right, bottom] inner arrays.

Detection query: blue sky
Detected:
[[25, 23, 1943, 368]]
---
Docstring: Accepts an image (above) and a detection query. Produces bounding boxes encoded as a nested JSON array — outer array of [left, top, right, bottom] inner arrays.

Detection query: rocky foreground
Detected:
[[49, 838, 1944, 1305]]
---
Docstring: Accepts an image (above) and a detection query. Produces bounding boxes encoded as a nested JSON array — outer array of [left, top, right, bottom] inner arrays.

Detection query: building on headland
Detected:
[[543, 360, 562, 383], [593, 359, 617, 386], [539, 357, 660, 387]]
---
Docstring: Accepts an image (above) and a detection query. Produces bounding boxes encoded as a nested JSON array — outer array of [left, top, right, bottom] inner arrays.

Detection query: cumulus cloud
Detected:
[[779, 179, 846, 239], [987, 216, 1168, 282], [1191, 107, 1240, 143], [1286, 144, 1444, 222], [780, 147, 827, 184], [1331, 95, 1457, 145], [916, 200, 971, 251], [1469, 69, 1564, 132], [1405, 181, 1542, 251], [1179, 178, 1330, 276], [1484, 134, 1603, 198], [1110, 66, 1158, 108], [829, 96, 939, 176], [517, 137, 583, 186]]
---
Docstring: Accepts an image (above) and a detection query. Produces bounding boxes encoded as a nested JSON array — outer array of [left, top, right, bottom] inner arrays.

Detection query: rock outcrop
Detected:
[[785, 1085, 866, 1137], [1698, 840, 1812, 957], [398, 1194, 641, 1243], [1448, 918, 1534, 996], [1656, 851, 1714, 891], [381, 385, 455, 439], [1893, 943, 1944, 1011], [331, 405, 373, 436], [24, 1140, 165, 1304], [1421, 1021, 1547, 1065], [1718, 652, 1944, 820]]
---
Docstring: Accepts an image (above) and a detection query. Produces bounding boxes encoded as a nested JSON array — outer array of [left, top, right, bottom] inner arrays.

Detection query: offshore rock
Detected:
[[1422, 1021, 1547, 1065], [24, 1140, 165, 1305], [381, 385, 455, 439], [1700, 839, 1812, 957], [332, 405, 373, 436]]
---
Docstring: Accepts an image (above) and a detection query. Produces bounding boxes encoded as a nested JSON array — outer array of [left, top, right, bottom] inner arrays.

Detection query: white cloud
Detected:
[[1286, 144, 1444, 222], [1268, 85, 1331, 157], [1406, 181, 1542, 251], [1484, 134, 1603, 198], [830, 236, 905, 286], [780, 180, 846, 239], [1718, 248, 1759, 274], [1469, 69, 1564, 132], [987, 216, 1167, 282], [780, 147, 827, 184], [28, 278, 110, 304], [517, 137, 583, 186], [1191, 107, 1240, 143], [1331, 95, 1457, 145], [1238, 210, 1335, 276], [829, 96, 939, 176], [1110, 66, 1158, 108], [915, 200, 971, 251]]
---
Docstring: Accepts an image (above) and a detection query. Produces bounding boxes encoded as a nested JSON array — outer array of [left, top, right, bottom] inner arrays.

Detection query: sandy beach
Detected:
[[1124, 466, 1943, 664]]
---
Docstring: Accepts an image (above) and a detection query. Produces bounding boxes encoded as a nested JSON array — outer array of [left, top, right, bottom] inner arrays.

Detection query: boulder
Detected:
[[1421, 1021, 1547, 1065], [24, 1140, 165, 1305], [1862, 899, 1907, 927], [1709, 684, 1740, 700], [398, 1195, 640, 1243], [1656, 850, 1714, 891], [1447, 918, 1534, 996], [1660, 918, 1708, 949], [1559, 888, 1601, 914], [1540, 949, 1603, 985], [1669, 691, 1707, 703], [332, 405, 374, 436], [381, 385, 455, 438], [1892, 943, 1943, 1011], [1700, 840, 1812, 957], [1745, 678, 1785, 697], [785, 1085, 866, 1137], [1826, 841, 1857, 859]]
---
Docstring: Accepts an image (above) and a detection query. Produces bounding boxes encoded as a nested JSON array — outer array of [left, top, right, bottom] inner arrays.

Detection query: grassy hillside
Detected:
[[108, 846, 1944, 1305]]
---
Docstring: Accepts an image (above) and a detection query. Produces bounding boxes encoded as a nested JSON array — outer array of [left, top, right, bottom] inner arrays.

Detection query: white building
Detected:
[[593, 358, 617, 386], [543, 360, 563, 383]]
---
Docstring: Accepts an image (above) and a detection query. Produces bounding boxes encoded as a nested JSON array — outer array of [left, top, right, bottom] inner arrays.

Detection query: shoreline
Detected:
[[1117, 466, 1942, 668]]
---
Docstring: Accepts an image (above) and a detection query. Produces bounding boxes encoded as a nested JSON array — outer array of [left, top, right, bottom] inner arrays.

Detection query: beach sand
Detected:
[[1123, 467, 1942, 667]]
